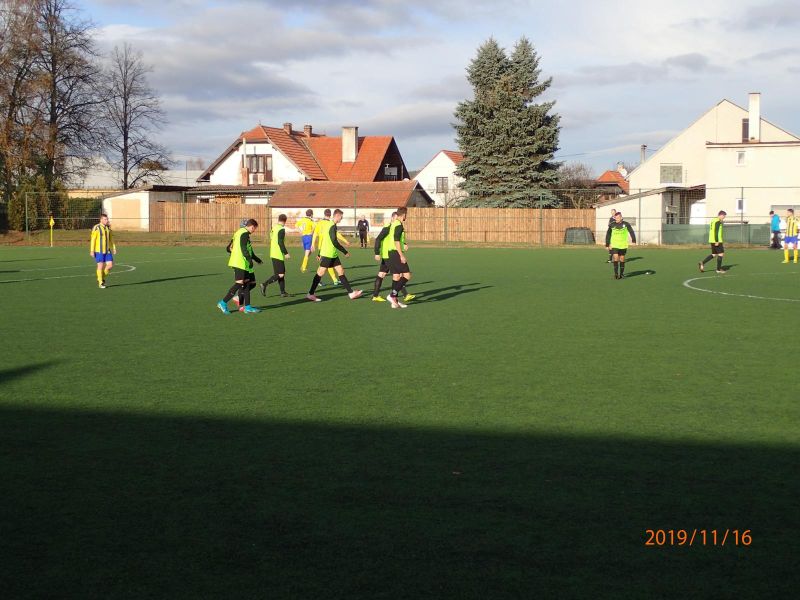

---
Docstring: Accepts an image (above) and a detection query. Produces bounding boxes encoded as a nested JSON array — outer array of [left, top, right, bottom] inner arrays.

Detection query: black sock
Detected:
[[338, 275, 353, 293], [373, 276, 383, 297], [613, 262, 619, 275], [702, 255, 713, 265], [391, 279, 403, 296], [309, 275, 321, 294], [278, 277, 286, 293], [620, 262, 625, 275], [223, 284, 239, 302], [242, 284, 251, 306], [717, 256, 723, 270]]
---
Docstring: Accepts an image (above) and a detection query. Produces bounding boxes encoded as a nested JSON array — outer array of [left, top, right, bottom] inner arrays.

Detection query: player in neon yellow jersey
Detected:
[[385, 207, 413, 308], [605, 211, 636, 279], [372, 212, 414, 302], [306, 209, 362, 301], [312, 208, 350, 284], [260, 214, 290, 297], [217, 219, 262, 314], [698, 210, 726, 274]]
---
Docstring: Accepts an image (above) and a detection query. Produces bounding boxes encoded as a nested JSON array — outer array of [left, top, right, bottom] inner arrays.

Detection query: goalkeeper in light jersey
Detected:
[[89, 214, 116, 288], [295, 209, 315, 272], [311, 208, 350, 285], [605, 211, 636, 279]]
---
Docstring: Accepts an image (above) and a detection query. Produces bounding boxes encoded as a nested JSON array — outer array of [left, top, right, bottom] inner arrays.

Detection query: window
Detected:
[[372, 212, 384, 225], [659, 164, 682, 184], [384, 165, 398, 181], [741, 118, 749, 142], [246, 154, 273, 183], [737, 151, 746, 166], [736, 198, 746, 212], [436, 177, 449, 193]]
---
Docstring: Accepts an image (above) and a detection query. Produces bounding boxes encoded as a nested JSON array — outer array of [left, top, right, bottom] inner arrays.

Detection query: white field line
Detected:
[[0, 264, 136, 284], [683, 271, 800, 303]]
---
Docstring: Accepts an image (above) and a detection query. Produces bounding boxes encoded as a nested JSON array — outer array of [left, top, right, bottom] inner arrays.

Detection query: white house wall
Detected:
[[628, 100, 799, 193], [704, 145, 800, 222], [209, 142, 306, 185], [414, 152, 465, 207], [595, 194, 665, 245]]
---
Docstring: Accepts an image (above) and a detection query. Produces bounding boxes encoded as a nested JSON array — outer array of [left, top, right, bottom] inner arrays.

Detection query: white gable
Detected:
[[414, 151, 466, 207], [208, 142, 306, 186]]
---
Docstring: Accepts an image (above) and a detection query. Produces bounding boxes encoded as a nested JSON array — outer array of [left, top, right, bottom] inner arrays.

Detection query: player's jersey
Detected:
[[787, 216, 798, 237], [318, 221, 337, 258], [708, 218, 724, 243], [606, 221, 636, 249], [270, 224, 285, 258], [296, 217, 314, 236], [90, 223, 115, 254], [312, 219, 328, 248], [379, 225, 392, 259]]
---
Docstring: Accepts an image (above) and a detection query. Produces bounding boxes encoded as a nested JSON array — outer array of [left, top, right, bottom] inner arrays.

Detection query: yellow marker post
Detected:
[[49, 216, 55, 247]]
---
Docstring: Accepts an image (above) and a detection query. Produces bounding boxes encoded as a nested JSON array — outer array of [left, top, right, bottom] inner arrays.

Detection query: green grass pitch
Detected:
[[1, 244, 798, 598]]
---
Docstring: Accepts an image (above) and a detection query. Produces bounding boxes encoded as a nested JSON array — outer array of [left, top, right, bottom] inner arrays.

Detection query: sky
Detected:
[[79, 0, 800, 174]]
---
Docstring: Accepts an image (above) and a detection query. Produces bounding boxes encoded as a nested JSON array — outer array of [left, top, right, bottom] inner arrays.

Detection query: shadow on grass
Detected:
[[623, 270, 656, 278], [0, 269, 20, 274], [113, 273, 219, 287], [0, 407, 795, 599], [412, 282, 492, 303], [0, 258, 54, 263], [0, 361, 61, 385], [624, 256, 644, 262]]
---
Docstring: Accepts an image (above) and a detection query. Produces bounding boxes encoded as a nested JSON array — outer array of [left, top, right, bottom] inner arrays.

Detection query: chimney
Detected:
[[748, 93, 761, 142], [640, 144, 647, 164], [342, 126, 358, 163], [283, 122, 292, 134], [303, 124, 313, 137]]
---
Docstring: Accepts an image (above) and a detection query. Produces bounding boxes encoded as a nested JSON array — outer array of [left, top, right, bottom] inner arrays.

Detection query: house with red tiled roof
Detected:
[[196, 123, 410, 192], [413, 150, 466, 206], [595, 168, 630, 195]]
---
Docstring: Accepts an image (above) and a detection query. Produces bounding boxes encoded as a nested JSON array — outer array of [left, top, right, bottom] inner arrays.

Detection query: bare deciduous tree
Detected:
[[32, 0, 103, 191], [100, 43, 171, 189]]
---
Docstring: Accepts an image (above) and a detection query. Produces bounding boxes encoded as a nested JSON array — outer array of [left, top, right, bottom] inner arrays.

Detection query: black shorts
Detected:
[[320, 256, 342, 269], [378, 259, 390, 273], [610, 248, 627, 256], [359, 231, 367, 239], [710, 244, 724, 254], [233, 268, 253, 281], [388, 251, 410, 274], [272, 258, 285, 275]]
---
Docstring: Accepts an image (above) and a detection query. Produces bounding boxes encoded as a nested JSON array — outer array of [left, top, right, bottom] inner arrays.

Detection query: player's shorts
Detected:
[[272, 258, 286, 275], [378, 259, 390, 273], [319, 256, 341, 268], [610, 248, 627, 256], [784, 236, 798, 246], [94, 252, 113, 263], [302, 235, 313, 251], [710, 244, 725, 254], [388, 251, 410, 274], [233, 267, 253, 281]]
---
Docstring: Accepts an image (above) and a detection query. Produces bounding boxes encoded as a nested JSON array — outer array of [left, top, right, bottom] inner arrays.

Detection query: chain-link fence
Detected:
[[5, 187, 800, 247]]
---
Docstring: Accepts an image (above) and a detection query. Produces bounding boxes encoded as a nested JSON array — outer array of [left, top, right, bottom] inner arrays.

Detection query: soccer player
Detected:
[[217, 219, 262, 314], [605, 211, 636, 279], [782, 208, 798, 263], [606, 208, 616, 263], [89, 213, 116, 288], [357, 214, 370, 248], [372, 212, 415, 302], [698, 210, 727, 274], [312, 208, 350, 285], [296, 209, 315, 272], [306, 209, 362, 302], [386, 207, 413, 308], [260, 214, 290, 297]]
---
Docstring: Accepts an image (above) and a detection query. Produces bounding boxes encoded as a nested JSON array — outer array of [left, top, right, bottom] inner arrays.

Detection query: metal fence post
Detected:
[[181, 191, 187, 242], [24, 192, 29, 239]]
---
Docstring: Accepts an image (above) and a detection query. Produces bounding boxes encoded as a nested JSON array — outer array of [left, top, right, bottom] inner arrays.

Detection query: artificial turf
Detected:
[[1, 244, 798, 599]]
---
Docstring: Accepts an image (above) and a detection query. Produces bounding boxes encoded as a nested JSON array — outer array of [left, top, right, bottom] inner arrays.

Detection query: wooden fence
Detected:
[[148, 203, 596, 245], [150, 203, 270, 235], [406, 207, 596, 244]]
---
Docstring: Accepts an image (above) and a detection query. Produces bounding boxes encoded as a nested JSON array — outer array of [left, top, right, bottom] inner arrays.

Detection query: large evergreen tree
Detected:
[[454, 37, 560, 207]]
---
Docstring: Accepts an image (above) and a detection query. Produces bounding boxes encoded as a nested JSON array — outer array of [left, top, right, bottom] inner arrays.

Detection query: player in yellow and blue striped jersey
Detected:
[[89, 214, 116, 288]]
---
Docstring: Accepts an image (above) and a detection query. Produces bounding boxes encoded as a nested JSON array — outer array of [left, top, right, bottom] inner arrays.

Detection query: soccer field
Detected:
[[1, 244, 798, 598]]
